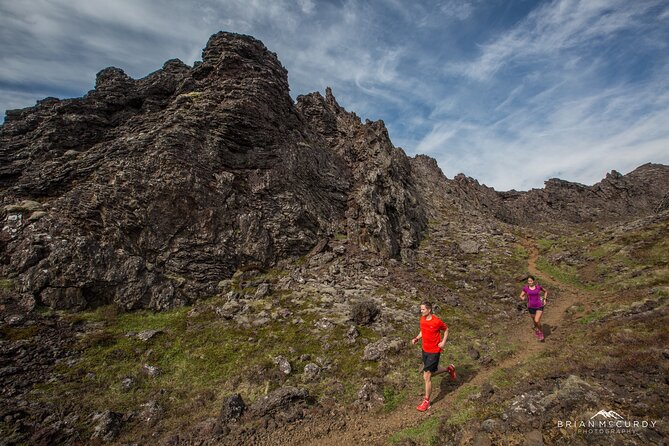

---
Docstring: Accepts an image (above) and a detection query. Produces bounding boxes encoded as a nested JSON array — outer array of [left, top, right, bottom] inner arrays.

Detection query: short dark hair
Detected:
[[528, 275, 536, 281], [421, 301, 433, 311]]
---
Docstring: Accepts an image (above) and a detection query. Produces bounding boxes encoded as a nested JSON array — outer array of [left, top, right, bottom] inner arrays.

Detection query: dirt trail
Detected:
[[295, 241, 589, 446]]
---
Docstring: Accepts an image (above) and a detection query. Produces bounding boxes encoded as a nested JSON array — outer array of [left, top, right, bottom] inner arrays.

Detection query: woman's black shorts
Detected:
[[422, 351, 440, 373], [528, 306, 544, 315]]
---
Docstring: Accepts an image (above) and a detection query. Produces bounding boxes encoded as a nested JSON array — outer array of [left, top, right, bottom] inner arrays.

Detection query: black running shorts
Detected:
[[422, 351, 440, 373], [528, 306, 544, 315]]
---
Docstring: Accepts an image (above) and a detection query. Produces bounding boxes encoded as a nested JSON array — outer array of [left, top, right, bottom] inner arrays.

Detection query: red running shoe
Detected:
[[416, 398, 430, 411], [447, 364, 456, 381]]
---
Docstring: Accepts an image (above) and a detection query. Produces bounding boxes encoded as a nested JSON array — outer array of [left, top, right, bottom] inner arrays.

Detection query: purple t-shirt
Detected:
[[523, 285, 543, 308]]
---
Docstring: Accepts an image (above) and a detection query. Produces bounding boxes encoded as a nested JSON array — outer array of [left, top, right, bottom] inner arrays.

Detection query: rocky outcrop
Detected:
[[495, 163, 669, 224], [410, 156, 669, 224], [296, 88, 426, 259], [0, 32, 427, 311]]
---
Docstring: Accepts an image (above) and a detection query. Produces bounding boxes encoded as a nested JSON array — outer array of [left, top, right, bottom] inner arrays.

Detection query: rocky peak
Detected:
[[94, 67, 133, 91], [194, 32, 290, 101]]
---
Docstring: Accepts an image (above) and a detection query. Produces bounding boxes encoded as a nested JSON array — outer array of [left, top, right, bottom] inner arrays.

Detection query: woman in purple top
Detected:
[[519, 275, 548, 341]]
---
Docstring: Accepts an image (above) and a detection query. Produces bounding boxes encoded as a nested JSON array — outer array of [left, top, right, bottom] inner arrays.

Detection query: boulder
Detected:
[[249, 386, 309, 419]]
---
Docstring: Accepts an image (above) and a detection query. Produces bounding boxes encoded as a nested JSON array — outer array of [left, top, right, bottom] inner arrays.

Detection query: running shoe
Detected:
[[416, 398, 430, 411], [534, 329, 541, 339], [447, 364, 457, 381], [538, 331, 545, 341]]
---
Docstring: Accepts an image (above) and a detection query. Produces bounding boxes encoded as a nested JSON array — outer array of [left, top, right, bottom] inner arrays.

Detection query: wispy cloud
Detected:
[[420, 71, 669, 190], [448, 0, 664, 82]]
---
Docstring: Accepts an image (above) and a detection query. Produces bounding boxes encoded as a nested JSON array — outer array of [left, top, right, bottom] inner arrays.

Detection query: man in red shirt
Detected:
[[411, 301, 456, 411]]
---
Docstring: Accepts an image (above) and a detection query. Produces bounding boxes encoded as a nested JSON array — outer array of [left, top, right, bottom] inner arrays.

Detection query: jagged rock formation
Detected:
[[496, 163, 669, 223], [411, 159, 669, 224], [296, 89, 425, 259], [0, 32, 426, 311], [1, 31, 667, 312]]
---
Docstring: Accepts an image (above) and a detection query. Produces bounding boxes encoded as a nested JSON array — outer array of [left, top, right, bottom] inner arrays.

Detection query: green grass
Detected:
[[445, 406, 475, 426], [512, 245, 529, 261], [578, 308, 608, 324], [535, 257, 592, 289], [536, 238, 555, 252], [383, 387, 406, 413], [0, 278, 14, 289], [453, 384, 480, 404], [0, 325, 39, 341], [489, 368, 514, 389], [586, 242, 622, 260], [389, 416, 440, 445]]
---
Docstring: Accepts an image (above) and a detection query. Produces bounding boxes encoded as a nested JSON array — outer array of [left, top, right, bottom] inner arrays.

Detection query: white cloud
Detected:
[[448, 0, 663, 82], [423, 72, 669, 190]]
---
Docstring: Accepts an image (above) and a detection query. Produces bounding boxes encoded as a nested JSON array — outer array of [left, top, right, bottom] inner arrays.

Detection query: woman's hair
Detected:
[[527, 275, 536, 281], [421, 301, 433, 311]]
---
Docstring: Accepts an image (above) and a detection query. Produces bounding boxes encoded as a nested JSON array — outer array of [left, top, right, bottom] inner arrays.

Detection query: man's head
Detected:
[[420, 301, 433, 317]]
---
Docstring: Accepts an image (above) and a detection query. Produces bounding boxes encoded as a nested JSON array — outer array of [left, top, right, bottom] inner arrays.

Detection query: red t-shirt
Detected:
[[420, 315, 448, 353]]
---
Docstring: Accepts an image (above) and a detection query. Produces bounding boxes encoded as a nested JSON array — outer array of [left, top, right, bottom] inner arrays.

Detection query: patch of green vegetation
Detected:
[[383, 387, 405, 413], [495, 340, 520, 361], [258, 267, 289, 280], [512, 245, 529, 261], [453, 384, 479, 403], [579, 308, 609, 324], [489, 368, 514, 389], [536, 239, 555, 252], [0, 278, 14, 289], [535, 258, 591, 289], [653, 287, 669, 298], [587, 242, 621, 260], [389, 415, 440, 445], [293, 255, 308, 266], [615, 269, 669, 291], [446, 405, 475, 426], [0, 325, 39, 341], [334, 232, 347, 241], [566, 304, 585, 314]]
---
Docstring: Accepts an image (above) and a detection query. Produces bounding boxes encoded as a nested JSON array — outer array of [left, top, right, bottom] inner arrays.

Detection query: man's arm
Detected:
[[411, 332, 422, 345], [437, 327, 448, 349]]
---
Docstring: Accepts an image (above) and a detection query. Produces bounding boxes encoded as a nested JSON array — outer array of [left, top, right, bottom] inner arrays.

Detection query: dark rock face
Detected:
[[0, 32, 426, 311], [296, 88, 427, 259]]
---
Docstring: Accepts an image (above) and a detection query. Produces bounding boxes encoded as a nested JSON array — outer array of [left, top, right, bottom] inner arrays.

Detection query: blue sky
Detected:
[[1, 0, 668, 191]]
